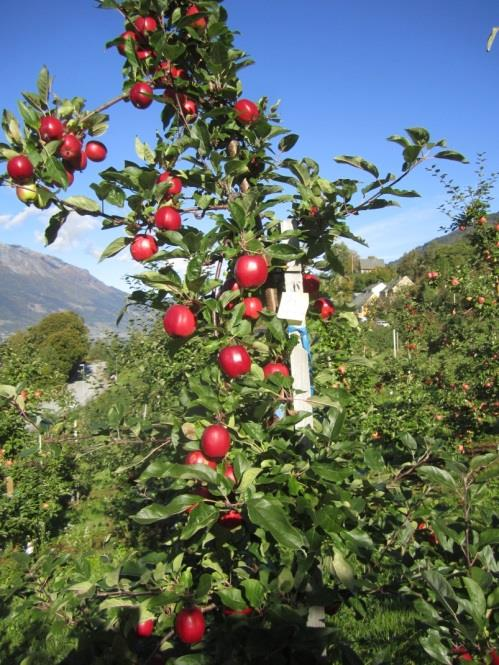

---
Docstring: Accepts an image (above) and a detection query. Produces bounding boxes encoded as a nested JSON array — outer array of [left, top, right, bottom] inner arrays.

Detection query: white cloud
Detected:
[[0, 206, 48, 229], [34, 211, 100, 251]]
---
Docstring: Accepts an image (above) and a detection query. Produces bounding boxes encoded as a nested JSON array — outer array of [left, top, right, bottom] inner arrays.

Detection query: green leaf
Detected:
[[405, 127, 430, 145], [133, 495, 200, 524], [237, 467, 262, 493], [332, 550, 355, 590], [45, 210, 69, 245], [334, 155, 379, 178], [434, 150, 468, 163], [387, 134, 411, 148], [419, 630, 452, 664], [217, 587, 247, 610], [37, 66, 51, 105], [463, 577, 486, 622], [479, 529, 499, 547], [246, 497, 307, 550], [266, 243, 304, 260], [418, 466, 457, 490], [64, 196, 100, 213], [135, 136, 155, 164], [241, 578, 265, 608], [278, 133, 299, 152], [99, 236, 130, 261], [181, 503, 219, 540], [486, 27, 499, 51]]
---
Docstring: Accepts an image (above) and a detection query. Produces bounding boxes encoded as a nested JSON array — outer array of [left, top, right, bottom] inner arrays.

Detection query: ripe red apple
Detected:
[[303, 273, 320, 294], [65, 169, 74, 186], [263, 362, 289, 378], [175, 607, 206, 644], [178, 94, 197, 117], [156, 61, 186, 85], [163, 304, 196, 337], [157, 171, 183, 197], [242, 296, 263, 320], [477, 296, 485, 304], [477, 215, 487, 225], [117, 30, 137, 55], [218, 345, 251, 378], [59, 134, 82, 161], [155, 206, 182, 230], [309, 206, 319, 216], [450, 277, 460, 286], [186, 5, 207, 29], [130, 82, 154, 109], [223, 607, 252, 617], [85, 140, 107, 162], [314, 297, 335, 320], [234, 254, 268, 289], [184, 450, 217, 469], [134, 16, 158, 34], [65, 150, 87, 172], [489, 649, 499, 665], [137, 48, 155, 60], [201, 424, 231, 459], [223, 465, 236, 484], [130, 234, 158, 261], [451, 646, 472, 661], [39, 116, 65, 141], [7, 155, 34, 183], [219, 509, 243, 529], [234, 99, 260, 125], [136, 618, 154, 637], [16, 184, 37, 203], [426, 271, 439, 280]]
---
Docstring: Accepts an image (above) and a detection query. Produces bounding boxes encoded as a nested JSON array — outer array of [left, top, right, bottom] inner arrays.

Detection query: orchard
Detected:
[[0, 2, 498, 664]]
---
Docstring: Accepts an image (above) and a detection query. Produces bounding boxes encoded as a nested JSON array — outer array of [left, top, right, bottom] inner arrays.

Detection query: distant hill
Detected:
[[390, 213, 498, 271], [0, 243, 130, 338]]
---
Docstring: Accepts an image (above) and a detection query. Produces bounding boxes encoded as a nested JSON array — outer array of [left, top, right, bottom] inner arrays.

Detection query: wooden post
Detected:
[[6, 476, 14, 497], [276, 220, 313, 428], [277, 220, 324, 631]]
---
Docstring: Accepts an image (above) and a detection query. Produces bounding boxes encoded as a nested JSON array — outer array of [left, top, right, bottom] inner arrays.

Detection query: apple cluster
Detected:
[[6, 115, 108, 207]]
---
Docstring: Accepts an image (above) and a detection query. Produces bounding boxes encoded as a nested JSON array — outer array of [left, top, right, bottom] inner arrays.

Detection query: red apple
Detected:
[[117, 30, 137, 56], [450, 277, 460, 286], [130, 234, 158, 261], [155, 206, 182, 230], [39, 116, 65, 141], [234, 99, 260, 125], [65, 169, 74, 186], [65, 150, 87, 172], [489, 649, 499, 665], [218, 345, 251, 378], [234, 254, 268, 289], [184, 450, 217, 469], [7, 155, 34, 183], [134, 16, 158, 34], [175, 607, 206, 644], [314, 297, 335, 320], [223, 607, 253, 617], [163, 304, 196, 337], [137, 48, 155, 60], [219, 509, 243, 529], [223, 465, 236, 484], [309, 206, 319, 216], [242, 296, 263, 320], [477, 296, 485, 304], [130, 82, 154, 109], [136, 618, 154, 638], [178, 94, 197, 117], [201, 424, 231, 459], [303, 273, 320, 294], [157, 171, 183, 197], [451, 646, 472, 661], [58, 134, 82, 161], [263, 362, 289, 378], [186, 5, 207, 29], [85, 140, 107, 162]]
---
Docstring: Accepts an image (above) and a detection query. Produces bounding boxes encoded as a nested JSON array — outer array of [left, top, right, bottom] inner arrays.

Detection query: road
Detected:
[[41, 362, 109, 413]]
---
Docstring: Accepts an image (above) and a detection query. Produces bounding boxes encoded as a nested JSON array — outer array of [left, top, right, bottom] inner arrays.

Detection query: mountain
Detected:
[[0, 243, 129, 338]]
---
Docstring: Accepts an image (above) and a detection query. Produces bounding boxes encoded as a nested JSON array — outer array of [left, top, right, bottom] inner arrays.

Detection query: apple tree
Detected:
[[1, 1, 486, 663]]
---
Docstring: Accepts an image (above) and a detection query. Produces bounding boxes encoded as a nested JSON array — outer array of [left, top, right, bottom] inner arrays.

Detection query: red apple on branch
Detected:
[[134, 16, 158, 34], [157, 171, 183, 197], [136, 618, 155, 637], [303, 273, 320, 294], [186, 5, 207, 30], [218, 345, 251, 378], [130, 82, 154, 109], [263, 362, 290, 378], [155, 206, 182, 230], [184, 450, 217, 469], [130, 234, 158, 261], [219, 509, 243, 529], [242, 296, 263, 319], [234, 98, 260, 125], [163, 304, 196, 337], [201, 424, 231, 459], [314, 297, 335, 320], [59, 134, 82, 161], [175, 607, 206, 644], [85, 140, 107, 162], [39, 116, 65, 141], [7, 155, 34, 183], [234, 254, 268, 288], [117, 30, 137, 55]]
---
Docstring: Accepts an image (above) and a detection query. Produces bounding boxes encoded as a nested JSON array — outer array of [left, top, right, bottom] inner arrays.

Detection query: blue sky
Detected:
[[1, 0, 498, 291]]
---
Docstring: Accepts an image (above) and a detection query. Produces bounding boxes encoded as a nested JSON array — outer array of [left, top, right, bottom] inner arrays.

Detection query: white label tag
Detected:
[[277, 291, 309, 323]]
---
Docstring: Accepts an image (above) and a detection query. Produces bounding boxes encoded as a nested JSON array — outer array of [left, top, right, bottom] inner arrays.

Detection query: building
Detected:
[[359, 256, 385, 273], [380, 275, 414, 298], [353, 281, 386, 318]]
